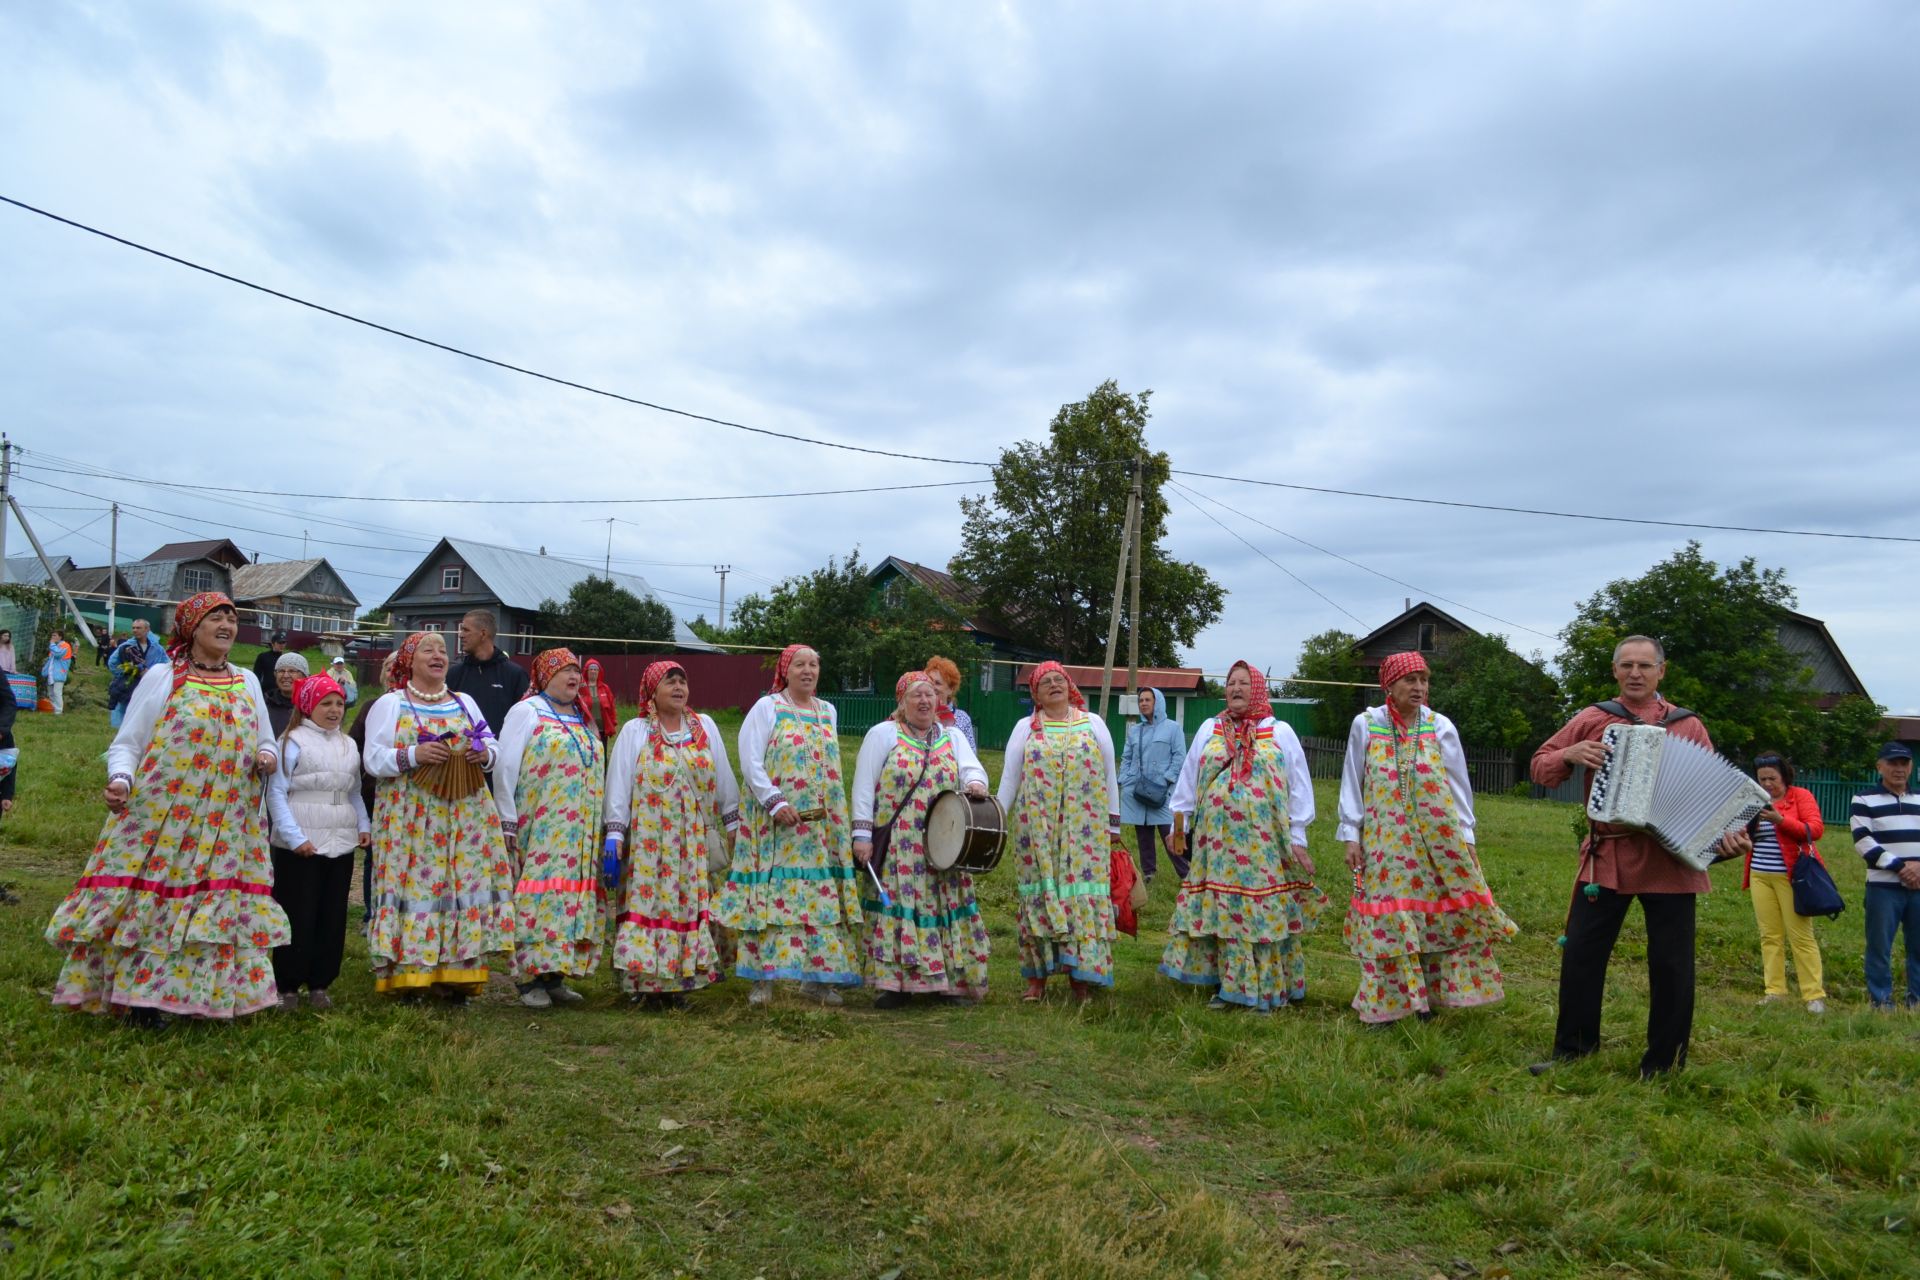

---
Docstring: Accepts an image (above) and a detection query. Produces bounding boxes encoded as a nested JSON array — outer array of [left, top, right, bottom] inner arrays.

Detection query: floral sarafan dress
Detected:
[[47, 665, 290, 1018], [496, 698, 606, 984], [1338, 707, 1516, 1023]]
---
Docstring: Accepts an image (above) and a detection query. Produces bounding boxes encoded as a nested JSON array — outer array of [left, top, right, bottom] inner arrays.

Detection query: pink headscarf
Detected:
[[1378, 650, 1430, 730], [293, 673, 345, 717], [1026, 660, 1086, 733]]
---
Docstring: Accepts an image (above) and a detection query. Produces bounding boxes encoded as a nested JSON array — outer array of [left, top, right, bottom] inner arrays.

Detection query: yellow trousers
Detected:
[[1750, 871, 1825, 1001]]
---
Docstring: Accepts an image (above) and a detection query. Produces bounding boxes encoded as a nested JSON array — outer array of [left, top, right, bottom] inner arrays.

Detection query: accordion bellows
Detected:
[[1586, 724, 1770, 871]]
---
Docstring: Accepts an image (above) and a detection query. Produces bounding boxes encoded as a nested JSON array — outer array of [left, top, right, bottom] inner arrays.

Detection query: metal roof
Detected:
[[415, 539, 712, 650], [230, 559, 360, 607]]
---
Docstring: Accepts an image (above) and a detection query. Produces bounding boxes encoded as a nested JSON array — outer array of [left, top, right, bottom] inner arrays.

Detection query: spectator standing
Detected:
[[253, 631, 291, 690], [0, 628, 15, 674], [1117, 687, 1186, 881], [328, 654, 358, 707], [1853, 742, 1920, 1011], [265, 652, 310, 738], [1743, 753, 1827, 1013], [107, 620, 169, 728], [43, 629, 73, 715], [581, 658, 618, 739], [447, 610, 529, 764]]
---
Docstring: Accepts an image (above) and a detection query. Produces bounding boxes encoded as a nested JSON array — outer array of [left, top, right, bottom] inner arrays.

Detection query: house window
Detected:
[[980, 662, 995, 693], [517, 623, 533, 656], [182, 567, 214, 595], [441, 566, 463, 592], [256, 612, 272, 629], [423, 620, 444, 632], [1418, 623, 1436, 652], [291, 611, 305, 631]]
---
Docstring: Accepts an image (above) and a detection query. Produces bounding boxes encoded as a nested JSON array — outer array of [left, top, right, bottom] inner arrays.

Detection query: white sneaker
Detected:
[[1756, 995, 1783, 1006], [800, 981, 843, 1006], [1805, 999, 1826, 1014], [547, 984, 584, 1005], [519, 987, 552, 1009], [748, 981, 773, 1006]]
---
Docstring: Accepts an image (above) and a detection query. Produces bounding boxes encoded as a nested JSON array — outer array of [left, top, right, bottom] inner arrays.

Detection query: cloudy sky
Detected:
[[2, 2, 1914, 710]]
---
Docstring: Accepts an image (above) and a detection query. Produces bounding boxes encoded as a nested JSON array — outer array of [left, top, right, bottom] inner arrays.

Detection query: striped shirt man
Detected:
[[1852, 782, 1920, 886]]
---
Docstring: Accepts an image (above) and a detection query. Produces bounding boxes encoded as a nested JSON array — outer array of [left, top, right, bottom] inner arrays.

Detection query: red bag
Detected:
[[1110, 839, 1141, 938]]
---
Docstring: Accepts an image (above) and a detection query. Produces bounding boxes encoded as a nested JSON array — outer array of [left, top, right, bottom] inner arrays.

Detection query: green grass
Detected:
[[2, 665, 1917, 1278]]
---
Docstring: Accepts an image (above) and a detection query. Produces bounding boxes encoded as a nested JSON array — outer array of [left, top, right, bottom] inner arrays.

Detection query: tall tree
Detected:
[[1428, 631, 1564, 755], [722, 548, 983, 691], [950, 380, 1224, 666], [1557, 543, 1826, 767], [1280, 628, 1367, 738], [536, 577, 677, 656]]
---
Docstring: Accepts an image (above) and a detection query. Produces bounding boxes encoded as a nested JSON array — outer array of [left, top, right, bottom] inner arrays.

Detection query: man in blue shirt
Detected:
[[106, 619, 169, 728]]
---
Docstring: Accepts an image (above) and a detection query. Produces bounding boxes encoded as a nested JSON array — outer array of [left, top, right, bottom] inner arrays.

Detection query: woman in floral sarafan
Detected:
[[45, 591, 289, 1026], [1161, 660, 1318, 1012], [495, 647, 606, 1009], [1337, 650, 1515, 1024], [716, 645, 863, 1006], [604, 660, 740, 1009], [363, 631, 515, 1003]]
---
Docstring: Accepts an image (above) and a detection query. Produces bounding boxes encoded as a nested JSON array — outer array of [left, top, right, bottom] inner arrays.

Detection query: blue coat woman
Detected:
[[1118, 688, 1187, 880]]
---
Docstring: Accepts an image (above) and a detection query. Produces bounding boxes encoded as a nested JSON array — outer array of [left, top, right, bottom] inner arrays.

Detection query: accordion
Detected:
[[1586, 724, 1770, 871]]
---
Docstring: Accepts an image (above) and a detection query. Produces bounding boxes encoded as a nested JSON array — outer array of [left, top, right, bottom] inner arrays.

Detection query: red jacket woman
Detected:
[[581, 659, 618, 739], [1743, 775, 1824, 889]]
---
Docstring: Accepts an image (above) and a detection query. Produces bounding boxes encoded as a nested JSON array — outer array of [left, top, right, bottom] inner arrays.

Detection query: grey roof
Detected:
[[2, 555, 71, 586], [231, 558, 360, 608], [391, 538, 712, 650]]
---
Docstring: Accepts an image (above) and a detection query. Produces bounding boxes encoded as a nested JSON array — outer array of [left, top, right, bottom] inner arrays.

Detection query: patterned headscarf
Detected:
[[1378, 650, 1430, 731], [1026, 660, 1086, 733], [386, 632, 429, 691], [1220, 660, 1273, 786], [636, 660, 685, 717], [168, 591, 235, 660], [769, 644, 815, 693], [293, 673, 345, 717], [529, 647, 580, 696]]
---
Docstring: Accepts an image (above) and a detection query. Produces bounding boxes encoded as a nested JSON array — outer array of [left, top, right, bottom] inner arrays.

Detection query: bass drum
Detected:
[[924, 790, 1006, 876]]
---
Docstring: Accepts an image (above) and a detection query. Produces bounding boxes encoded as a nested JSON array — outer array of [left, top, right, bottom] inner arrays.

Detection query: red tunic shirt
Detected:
[[1530, 696, 1715, 895]]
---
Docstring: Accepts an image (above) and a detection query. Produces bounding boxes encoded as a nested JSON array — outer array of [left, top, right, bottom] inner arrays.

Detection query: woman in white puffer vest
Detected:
[[266, 672, 371, 1010]]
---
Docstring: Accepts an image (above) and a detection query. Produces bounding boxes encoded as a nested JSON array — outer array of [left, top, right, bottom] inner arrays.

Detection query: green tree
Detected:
[[724, 548, 984, 691], [950, 380, 1225, 666], [1557, 543, 1820, 766], [1279, 629, 1367, 738], [1795, 694, 1888, 775], [1429, 631, 1564, 754], [536, 577, 676, 656]]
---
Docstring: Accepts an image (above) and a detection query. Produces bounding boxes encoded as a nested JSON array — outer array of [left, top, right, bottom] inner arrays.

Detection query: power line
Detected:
[[1168, 468, 1920, 545], [1167, 479, 1556, 641], [0, 193, 993, 467], [1166, 484, 1363, 626]]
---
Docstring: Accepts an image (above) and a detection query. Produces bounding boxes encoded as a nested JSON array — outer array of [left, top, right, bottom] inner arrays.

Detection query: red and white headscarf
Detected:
[[769, 643, 815, 693], [1220, 659, 1273, 786], [896, 669, 936, 700], [293, 673, 345, 717], [636, 660, 685, 718], [168, 591, 234, 661], [1378, 650, 1430, 731], [1026, 660, 1086, 733], [386, 632, 429, 691], [528, 647, 580, 696]]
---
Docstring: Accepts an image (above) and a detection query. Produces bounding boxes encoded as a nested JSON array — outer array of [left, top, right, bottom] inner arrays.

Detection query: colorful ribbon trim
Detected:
[[617, 911, 709, 933], [1015, 878, 1109, 899], [73, 874, 273, 899], [1347, 889, 1497, 917], [1184, 878, 1314, 898], [512, 876, 598, 896]]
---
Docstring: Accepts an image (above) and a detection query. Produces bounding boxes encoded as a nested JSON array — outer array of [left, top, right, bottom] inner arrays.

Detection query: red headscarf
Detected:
[[168, 591, 234, 660], [637, 659, 704, 753], [293, 673, 345, 717], [386, 632, 429, 691], [896, 670, 936, 700], [1026, 660, 1086, 733], [1220, 659, 1273, 786], [528, 647, 580, 696], [1378, 650, 1430, 731], [769, 644, 814, 694]]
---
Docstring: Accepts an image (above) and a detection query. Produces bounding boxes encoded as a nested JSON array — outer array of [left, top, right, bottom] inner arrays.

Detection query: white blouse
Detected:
[[994, 714, 1121, 830], [1169, 715, 1316, 849], [850, 721, 989, 831], [493, 697, 600, 827], [602, 713, 742, 836], [108, 662, 276, 783], [737, 693, 839, 816], [362, 688, 498, 779], [1334, 706, 1477, 845]]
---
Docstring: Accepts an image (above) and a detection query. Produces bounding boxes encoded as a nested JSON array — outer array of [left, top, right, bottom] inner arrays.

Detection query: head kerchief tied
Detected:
[[387, 632, 428, 691], [636, 660, 684, 717], [584, 657, 603, 684], [293, 673, 344, 716], [529, 647, 580, 696], [1220, 660, 1273, 786], [1378, 650, 1430, 730], [770, 643, 810, 693], [895, 670, 936, 701], [1026, 660, 1086, 732], [168, 591, 234, 659]]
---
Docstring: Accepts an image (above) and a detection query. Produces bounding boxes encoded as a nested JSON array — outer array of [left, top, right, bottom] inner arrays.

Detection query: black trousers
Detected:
[[1135, 823, 1186, 880], [270, 847, 354, 993], [1552, 885, 1697, 1074]]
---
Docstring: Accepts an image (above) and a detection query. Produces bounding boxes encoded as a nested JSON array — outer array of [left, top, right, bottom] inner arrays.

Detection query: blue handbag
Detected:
[[1790, 854, 1844, 919]]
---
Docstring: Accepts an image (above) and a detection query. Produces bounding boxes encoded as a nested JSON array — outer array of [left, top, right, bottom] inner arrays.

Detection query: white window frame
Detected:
[[441, 566, 463, 592], [182, 567, 214, 595], [423, 620, 445, 632], [517, 623, 533, 656]]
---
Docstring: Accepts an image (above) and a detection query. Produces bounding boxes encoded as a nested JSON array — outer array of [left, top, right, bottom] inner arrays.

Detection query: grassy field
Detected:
[[2, 662, 1916, 1278]]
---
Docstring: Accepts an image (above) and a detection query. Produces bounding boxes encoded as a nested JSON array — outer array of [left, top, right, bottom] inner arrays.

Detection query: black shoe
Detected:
[[126, 1007, 171, 1031], [1526, 1061, 1556, 1076], [873, 991, 911, 1010]]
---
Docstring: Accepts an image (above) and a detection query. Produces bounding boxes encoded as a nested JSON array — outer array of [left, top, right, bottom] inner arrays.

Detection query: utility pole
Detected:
[[5, 493, 93, 639], [1126, 453, 1144, 699], [0, 434, 11, 581], [107, 502, 119, 641], [1097, 460, 1140, 717], [302, 529, 310, 560], [713, 565, 732, 630], [603, 517, 615, 576]]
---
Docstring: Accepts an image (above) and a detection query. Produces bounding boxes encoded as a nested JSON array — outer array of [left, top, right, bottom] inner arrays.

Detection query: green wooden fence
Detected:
[[1801, 767, 1880, 825]]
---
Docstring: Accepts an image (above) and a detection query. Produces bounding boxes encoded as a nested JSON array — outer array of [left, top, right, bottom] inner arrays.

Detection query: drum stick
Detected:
[[864, 858, 893, 908]]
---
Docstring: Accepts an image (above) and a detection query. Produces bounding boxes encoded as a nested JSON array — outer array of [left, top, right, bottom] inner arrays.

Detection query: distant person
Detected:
[[92, 624, 110, 665], [924, 655, 976, 749], [265, 652, 310, 738], [1529, 635, 1749, 1079], [0, 628, 15, 674], [253, 630, 291, 689], [1743, 752, 1827, 1014], [43, 629, 73, 715], [108, 620, 169, 728], [0, 671, 18, 821], [1852, 743, 1920, 1011], [580, 657, 618, 738], [328, 654, 358, 707], [1117, 686, 1185, 882], [447, 610, 528, 756]]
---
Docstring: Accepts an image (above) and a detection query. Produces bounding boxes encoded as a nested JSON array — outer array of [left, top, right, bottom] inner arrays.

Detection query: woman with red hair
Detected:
[[996, 661, 1121, 1002], [1336, 651, 1515, 1025], [1161, 660, 1318, 1012]]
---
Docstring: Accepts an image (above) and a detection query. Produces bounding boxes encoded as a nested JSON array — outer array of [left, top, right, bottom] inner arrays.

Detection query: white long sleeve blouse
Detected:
[[602, 714, 741, 838], [1334, 706, 1477, 845], [994, 714, 1121, 832], [1169, 715, 1316, 849], [108, 662, 276, 784], [491, 697, 601, 827], [850, 721, 989, 833], [362, 688, 498, 779], [737, 693, 838, 815]]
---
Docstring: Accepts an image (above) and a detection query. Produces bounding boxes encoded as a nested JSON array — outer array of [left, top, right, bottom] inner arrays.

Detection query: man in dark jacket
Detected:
[[253, 631, 290, 688], [447, 609, 528, 738]]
